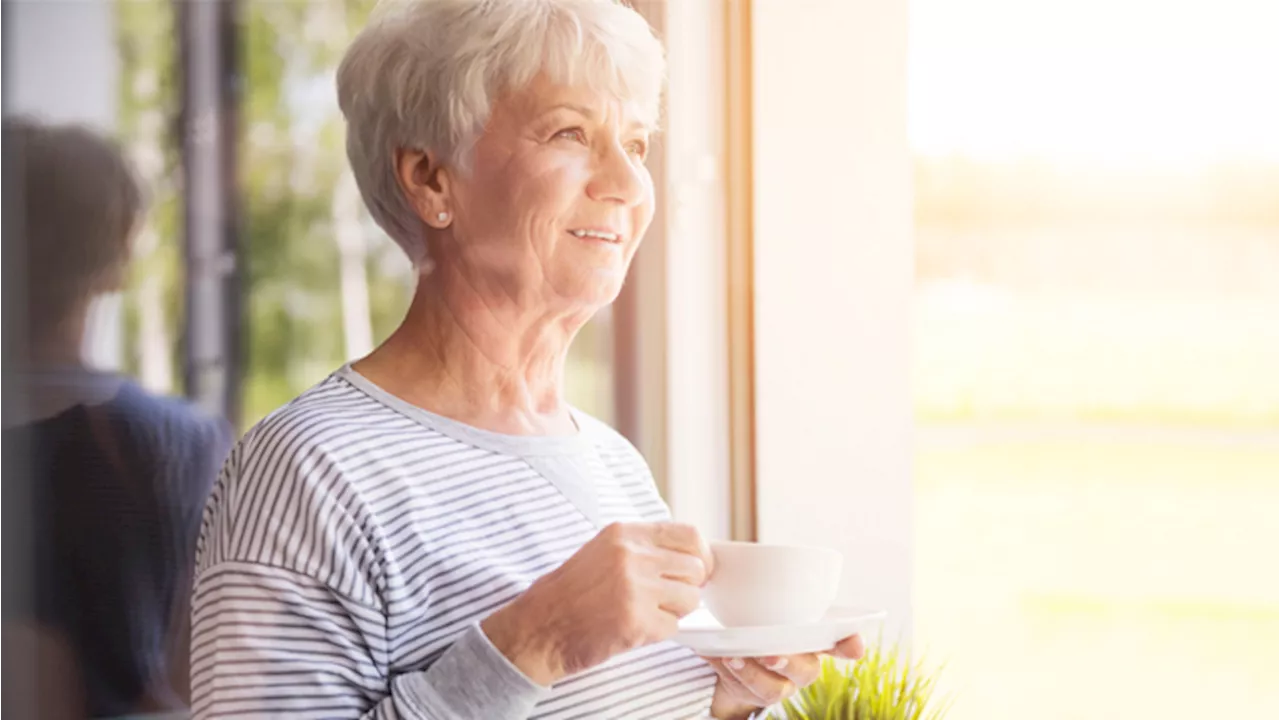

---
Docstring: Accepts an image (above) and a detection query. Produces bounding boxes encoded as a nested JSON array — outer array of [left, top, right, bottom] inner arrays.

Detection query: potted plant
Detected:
[[768, 642, 951, 720]]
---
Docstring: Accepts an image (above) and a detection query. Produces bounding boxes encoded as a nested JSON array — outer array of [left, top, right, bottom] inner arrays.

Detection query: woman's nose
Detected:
[[586, 142, 648, 206]]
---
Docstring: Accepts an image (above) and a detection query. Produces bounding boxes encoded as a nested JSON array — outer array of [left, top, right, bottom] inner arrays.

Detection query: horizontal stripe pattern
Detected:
[[192, 369, 716, 718]]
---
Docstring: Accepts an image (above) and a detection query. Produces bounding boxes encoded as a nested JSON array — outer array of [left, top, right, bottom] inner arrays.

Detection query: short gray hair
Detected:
[[336, 0, 666, 266], [4, 117, 143, 328]]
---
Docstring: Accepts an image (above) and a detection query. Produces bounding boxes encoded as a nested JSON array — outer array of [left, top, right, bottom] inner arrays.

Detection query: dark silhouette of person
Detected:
[[3, 117, 230, 719]]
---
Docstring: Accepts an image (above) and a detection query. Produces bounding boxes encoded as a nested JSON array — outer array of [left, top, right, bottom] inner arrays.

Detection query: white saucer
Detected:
[[673, 606, 887, 658]]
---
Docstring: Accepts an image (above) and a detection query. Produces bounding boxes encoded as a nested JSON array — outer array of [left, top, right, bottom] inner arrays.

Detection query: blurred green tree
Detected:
[[117, 0, 413, 431]]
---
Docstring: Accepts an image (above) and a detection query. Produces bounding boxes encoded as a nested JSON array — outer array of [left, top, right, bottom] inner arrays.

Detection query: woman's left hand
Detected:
[[705, 634, 866, 719]]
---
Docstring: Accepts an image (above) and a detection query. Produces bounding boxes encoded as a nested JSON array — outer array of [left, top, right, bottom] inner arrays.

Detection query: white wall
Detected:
[[751, 0, 915, 639], [5, 0, 122, 370]]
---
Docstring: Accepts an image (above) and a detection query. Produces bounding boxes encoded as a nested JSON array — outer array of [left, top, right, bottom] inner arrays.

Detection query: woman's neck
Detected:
[[354, 272, 591, 436]]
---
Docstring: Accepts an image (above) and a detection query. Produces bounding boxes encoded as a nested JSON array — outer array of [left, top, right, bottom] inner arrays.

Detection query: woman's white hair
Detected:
[[336, 0, 666, 266]]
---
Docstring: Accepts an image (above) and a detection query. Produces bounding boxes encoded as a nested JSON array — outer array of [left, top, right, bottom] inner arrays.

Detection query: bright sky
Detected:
[[908, 0, 1279, 163]]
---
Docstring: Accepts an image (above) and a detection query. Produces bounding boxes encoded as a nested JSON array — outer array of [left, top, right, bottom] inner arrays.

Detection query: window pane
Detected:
[[911, 0, 1278, 717]]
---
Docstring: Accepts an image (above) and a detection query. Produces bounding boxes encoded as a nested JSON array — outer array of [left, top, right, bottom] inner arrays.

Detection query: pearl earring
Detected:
[[437, 212, 449, 223]]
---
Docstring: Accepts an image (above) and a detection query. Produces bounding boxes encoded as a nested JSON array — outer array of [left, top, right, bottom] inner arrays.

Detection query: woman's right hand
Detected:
[[481, 522, 713, 686]]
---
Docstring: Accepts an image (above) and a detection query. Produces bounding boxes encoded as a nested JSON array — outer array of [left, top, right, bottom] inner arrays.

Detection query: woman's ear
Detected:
[[395, 148, 453, 229]]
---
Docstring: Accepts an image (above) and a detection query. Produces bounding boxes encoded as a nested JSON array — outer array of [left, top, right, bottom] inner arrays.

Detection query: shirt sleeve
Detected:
[[190, 561, 551, 719]]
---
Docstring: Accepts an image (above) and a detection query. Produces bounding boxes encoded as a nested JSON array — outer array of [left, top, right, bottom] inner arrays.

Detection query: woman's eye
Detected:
[[554, 127, 587, 144]]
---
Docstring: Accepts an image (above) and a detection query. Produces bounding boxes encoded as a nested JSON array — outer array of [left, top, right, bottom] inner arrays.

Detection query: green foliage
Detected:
[[119, 0, 412, 429], [769, 645, 950, 720], [238, 0, 409, 429], [115, 0, 184, 390]]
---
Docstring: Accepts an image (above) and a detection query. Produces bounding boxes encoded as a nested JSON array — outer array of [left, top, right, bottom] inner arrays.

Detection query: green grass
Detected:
[[770, 647, 951, 720]]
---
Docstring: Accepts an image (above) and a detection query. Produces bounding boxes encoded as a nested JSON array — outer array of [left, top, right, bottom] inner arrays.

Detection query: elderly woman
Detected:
[[190, 1, 861, 718]]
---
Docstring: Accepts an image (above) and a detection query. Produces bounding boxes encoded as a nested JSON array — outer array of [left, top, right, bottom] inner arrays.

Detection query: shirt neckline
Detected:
[[336, 363, 596, 458]]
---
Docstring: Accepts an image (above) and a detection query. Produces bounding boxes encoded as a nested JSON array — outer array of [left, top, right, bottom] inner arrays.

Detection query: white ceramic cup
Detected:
[[702, 540, 843, 627]]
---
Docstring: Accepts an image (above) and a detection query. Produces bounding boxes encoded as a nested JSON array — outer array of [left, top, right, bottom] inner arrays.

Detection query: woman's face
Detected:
[[438, 74, 655, 314]]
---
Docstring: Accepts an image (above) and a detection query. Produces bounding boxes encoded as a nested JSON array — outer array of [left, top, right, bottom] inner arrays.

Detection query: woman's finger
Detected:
[[657, 578, 703, 619], [706, 657, 765, 706], [721, 656, 795, 707], [830, 633, 866, 660], [653, 547, 710, 586], [758, 653, 822, 687], [650, 523, 707, 560]]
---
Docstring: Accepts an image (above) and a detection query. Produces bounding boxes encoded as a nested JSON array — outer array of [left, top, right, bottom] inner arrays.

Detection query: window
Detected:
[[910, 0, 1278, 717]]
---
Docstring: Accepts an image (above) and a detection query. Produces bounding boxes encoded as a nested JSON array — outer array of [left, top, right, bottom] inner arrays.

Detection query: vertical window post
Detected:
[[177, 0, 242, 423]]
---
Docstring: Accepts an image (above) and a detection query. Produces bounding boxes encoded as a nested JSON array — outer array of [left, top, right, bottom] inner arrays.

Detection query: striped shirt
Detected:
[[191, 365, 718, 719]]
